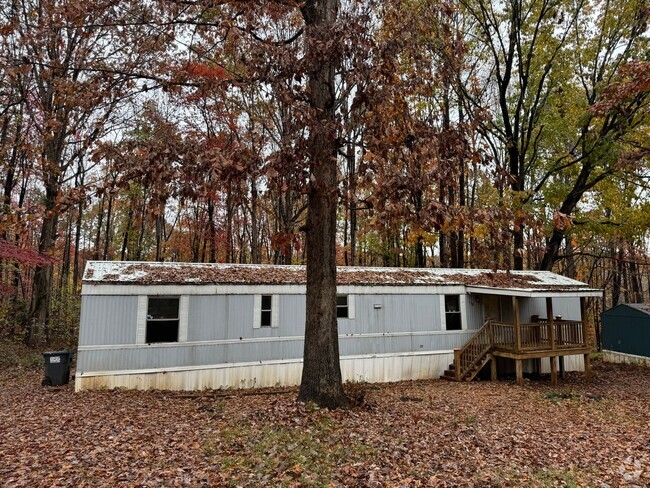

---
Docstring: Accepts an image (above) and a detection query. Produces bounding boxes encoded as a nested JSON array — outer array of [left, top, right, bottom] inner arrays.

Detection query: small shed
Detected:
[[602, 304, 650, 366]]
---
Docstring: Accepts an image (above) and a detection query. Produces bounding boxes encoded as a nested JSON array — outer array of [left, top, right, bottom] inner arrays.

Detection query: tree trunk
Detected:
[[29, 186, 59, 344], [225, 186, 234, 263], [72, 166, 85, 290], [94, 194, 105, 260], [250, 180, 261, 264], [207, 199, 216, 263], [121, 208, 133, 261], [73, 199, 83, 290], [439, 182, 449, 267], [135, 188, 148, 261], [565, 236, 576, 279], [349, 148, 357, 267], [59, 214, 72, 290], [103, 194, 113, 261], [297, 0, 348, 408], [155, 214, 164, 262], [29, 128, 66, 343]]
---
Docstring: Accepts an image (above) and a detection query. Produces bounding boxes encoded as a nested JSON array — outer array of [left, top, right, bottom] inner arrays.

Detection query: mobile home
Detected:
[[76, 262, 601, 391]]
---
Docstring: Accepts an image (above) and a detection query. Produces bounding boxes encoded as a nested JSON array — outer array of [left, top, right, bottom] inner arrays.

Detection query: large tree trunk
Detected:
[[29, 130, 65, 343], [297, 0, 348, 408]]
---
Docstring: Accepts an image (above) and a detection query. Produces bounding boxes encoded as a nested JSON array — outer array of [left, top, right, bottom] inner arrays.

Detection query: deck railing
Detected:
[[491, 320, 584, 351], [453, 319, 587, 381]]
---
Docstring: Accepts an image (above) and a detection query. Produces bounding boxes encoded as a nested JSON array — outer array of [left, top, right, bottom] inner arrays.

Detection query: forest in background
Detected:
[[0, 0, 649, 348]]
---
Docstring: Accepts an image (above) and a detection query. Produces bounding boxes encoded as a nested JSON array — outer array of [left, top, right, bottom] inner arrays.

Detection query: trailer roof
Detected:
[[83, 261, 600, 295]]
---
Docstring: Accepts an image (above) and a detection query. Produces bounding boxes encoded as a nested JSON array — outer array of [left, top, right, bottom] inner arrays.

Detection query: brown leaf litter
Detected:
[[1, 360, 648, 486]]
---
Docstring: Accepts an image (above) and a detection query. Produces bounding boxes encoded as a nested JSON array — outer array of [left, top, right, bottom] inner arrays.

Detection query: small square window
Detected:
[[146, 297, 179, 343], [261, 295, 272, 327], [336, 295, 349, 318]]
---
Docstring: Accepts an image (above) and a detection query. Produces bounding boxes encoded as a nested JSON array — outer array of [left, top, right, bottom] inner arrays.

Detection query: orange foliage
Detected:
[[185, 62, 231, 81]]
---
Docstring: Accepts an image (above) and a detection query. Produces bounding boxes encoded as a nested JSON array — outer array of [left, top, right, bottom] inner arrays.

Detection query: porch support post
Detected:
[[559, 356, 565, 379], [550, 356, 558, 386], [513, 296, 521, 352], [454, 349, 461, 382], [515, 359, 523, 386], [580, 297, 589, 348], [491, 356, 497, 381], [546, 297, 555, 350], [584, 353, 591, 379]]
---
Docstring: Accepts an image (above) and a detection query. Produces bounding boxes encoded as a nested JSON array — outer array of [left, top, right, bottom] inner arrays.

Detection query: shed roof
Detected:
[[626, 304, 650, 315], [83, 261, 599, 295], [604, 303, 650, 316]]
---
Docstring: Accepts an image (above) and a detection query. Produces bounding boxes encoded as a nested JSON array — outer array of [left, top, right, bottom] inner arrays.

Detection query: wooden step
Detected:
[[440, 370, 458, 381], [462, 354, 493, 382]]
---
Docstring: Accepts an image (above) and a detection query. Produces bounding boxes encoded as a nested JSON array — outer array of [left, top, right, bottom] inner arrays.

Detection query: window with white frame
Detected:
[[254, 294, 278, 328], [445, 295, 462, 331], [146, 297, 179, 343]]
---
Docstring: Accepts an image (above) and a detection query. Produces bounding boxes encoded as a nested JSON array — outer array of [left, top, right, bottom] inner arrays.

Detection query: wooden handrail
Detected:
[[455, 320, 493, 380], [452, 319, 587, 381]]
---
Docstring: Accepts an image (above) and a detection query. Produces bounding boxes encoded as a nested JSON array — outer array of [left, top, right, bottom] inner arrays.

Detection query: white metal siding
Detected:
[[186, 296, 229, 341], [78, 296, 139, 346], [465, 294, 485, 330], [77, 290, 585, 389], [519, 297, 581, 322]]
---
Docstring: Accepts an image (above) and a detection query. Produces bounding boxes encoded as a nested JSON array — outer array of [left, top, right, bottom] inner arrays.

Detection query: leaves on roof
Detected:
[[81, 262, 597, 292]]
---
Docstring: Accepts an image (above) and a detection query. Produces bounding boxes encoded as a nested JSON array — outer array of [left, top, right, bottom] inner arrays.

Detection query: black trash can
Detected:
[[42, 350, 73, 386]]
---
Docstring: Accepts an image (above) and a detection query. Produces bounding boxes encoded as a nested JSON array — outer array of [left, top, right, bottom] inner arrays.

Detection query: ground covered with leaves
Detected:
[[1, 361, 648, 487]]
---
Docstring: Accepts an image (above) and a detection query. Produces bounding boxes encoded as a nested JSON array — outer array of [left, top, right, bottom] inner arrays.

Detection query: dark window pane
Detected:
[[146, 320, 179, 343], [445, 295, 459, 312], [336, 295, 348, 307], [261, 295, 272, 310], [445, 295, 462, 330], [148, 298, 179, 320], [261, 310, 272, 327], [446, 313, 462, 330], [336, 306, 348, 318]]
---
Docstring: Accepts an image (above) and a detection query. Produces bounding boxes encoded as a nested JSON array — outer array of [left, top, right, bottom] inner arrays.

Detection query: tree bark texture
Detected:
[[297, 0, 348, 408]]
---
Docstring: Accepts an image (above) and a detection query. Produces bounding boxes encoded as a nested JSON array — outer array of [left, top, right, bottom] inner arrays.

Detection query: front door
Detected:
[[484, 295, 500, 321]]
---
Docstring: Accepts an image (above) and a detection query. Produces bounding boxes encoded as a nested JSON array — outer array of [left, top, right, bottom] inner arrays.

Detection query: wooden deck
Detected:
[[446, 297, 592, 384]]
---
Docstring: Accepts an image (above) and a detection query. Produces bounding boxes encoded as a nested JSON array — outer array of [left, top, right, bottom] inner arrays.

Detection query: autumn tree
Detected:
[[537, 2, 650, 269], [0, 0, 164, 341]]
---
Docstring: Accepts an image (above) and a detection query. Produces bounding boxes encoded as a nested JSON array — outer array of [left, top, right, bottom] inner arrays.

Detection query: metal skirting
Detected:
[[603, 350, 650, 367], [74, 351, 455, 392]]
